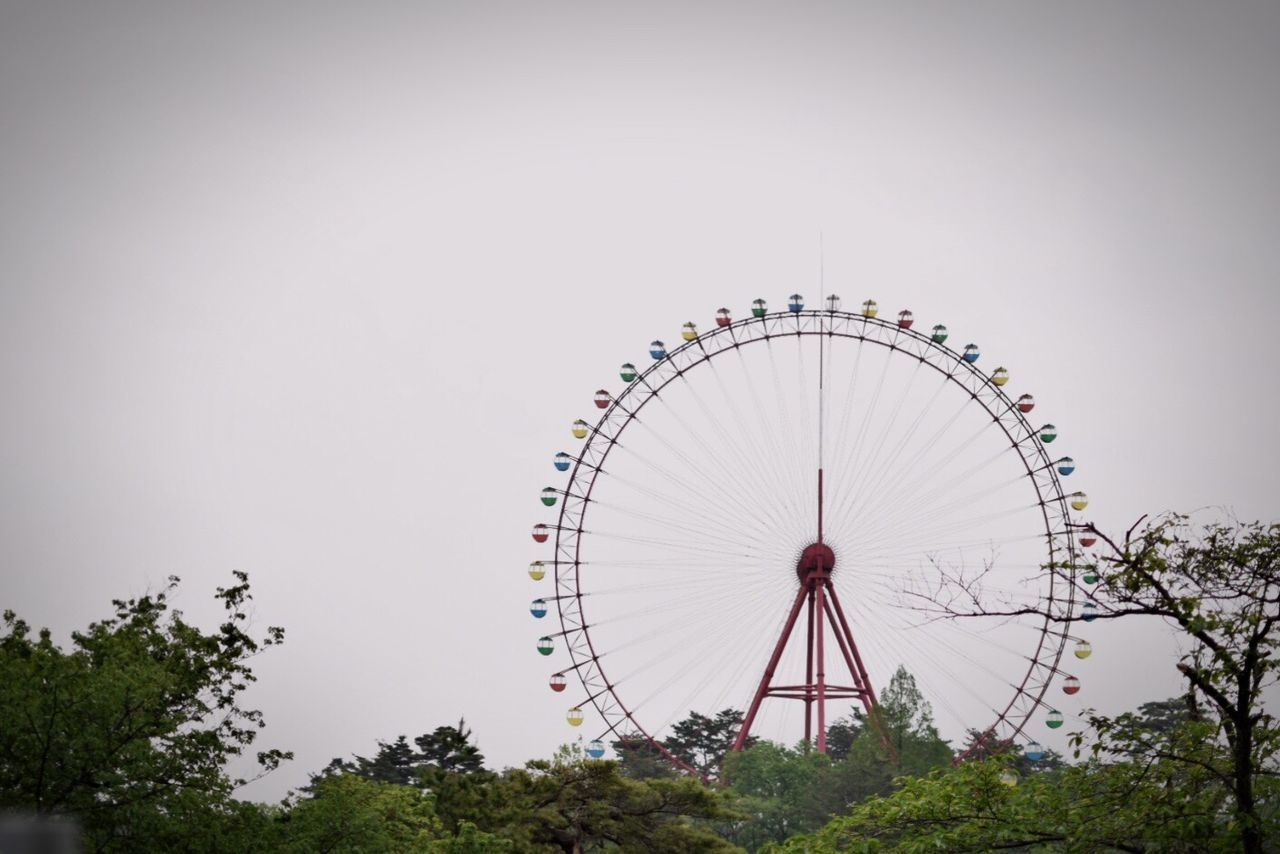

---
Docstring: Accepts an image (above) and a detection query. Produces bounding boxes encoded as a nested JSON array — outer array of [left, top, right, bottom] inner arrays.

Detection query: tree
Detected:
[[849, 665, 953, 776], [310, 720, 488, 791], [279, 773, 513, 853], [912, 514, 1280, 853], [359, 735, 421, 785], [0, 572, 289, 851], [613, 709, 755, 781], [823, 715, 862, 762], [722, 741, 835, 849], [611, 733, 678, 780], [488, 754, 739, 852], [664, 709, 751, 778], [301, 733, 739, 851], [1085, 516, 1279, 854], [717, 668, 954, 850], [416, 719, 486, 774], [1129, 696, 1195, 737], [280, 774, 444, 852], [776, 751, 1251, 853]]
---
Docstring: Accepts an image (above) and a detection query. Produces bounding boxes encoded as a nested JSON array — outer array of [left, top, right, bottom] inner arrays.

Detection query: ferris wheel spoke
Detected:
[[587, 530, 763, 561], [593, 498, 774, 553], [826, 348, 894, 510], [824, 324, 861, 447], [617, 591, 780, 689], [849, 504, 1035, 565], [623, 406, 801, 542], [826, 333, 870, 496], [702, 359, 778, 474], [889, 441, 1022, 514], [834, 450, 1024, 545], [592, 579, 775, 631], [835, 401, 1008, 532], [672, 370, 803, 534], [834, 372, 952, 525], [852, 529, 1045, 562], [907, 632, 1038, 717], [619, 436, 782, 538], [831, 383, 936, 521], [841, 571, 1045, 636], [606, 446, 786, 549], [848, 573, 1044, 616], [792, 332, 816, 477], [586, 557, 763, 569], [588, 515, 778, 561], [586, 530, 752, 558], [830, 387, 984, 524], [589, 572, 769, 597], [585, 557, 778, 578], [764, 342, 817, 529], [618, 595, 783, 690], [645, 383, 799, 526], [861, 625, 1005, 738], [647, 623, 781, 739], [844, 581, 1024, 696], [606, 580, 784, 696], [625, 591, 790, 735], [731, 348, 811, 523], [601, 453, 768, 527], [838, 463, 1019, 551], [849, 456, 1025, 545], [836, 358, 927, 515]]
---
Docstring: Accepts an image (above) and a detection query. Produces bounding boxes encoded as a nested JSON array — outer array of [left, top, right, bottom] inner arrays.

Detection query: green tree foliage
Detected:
[[774, 746, 1273, 853], [0, 573, 289, 852], [722, 667, 954, 850], [1129, 696, 1194, 736], [358, 735, 421, 785], [613, 709, 751, 780], [489, 754, 740, 852], [417, 720, 487, 774], [611, 733, 679, 780], [277, 774, 512, 853], [1074, 516, 1280, 853], [298, 737, 739, 852], [280, 774, 445, 852], [311, 719, 487, 789], [665, 709, 752, 778], [722, 742, 835, 850], [855, 666, 953, 775], [823, 714, 862, 761]]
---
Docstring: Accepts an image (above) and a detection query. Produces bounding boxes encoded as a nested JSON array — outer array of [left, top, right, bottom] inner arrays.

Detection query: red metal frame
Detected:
[[730, 534, 880, 753]]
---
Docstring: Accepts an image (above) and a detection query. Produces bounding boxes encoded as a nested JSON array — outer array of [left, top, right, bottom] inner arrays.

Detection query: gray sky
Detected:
[[1, 1, 1278, 800]]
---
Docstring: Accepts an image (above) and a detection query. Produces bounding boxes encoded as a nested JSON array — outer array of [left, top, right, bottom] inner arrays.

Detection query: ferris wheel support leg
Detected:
[[821, 595, 861, 694], [732, 583, 810, 753], [825, 585, 896, 758], [826, 586, 879, 713], [814, 573, 828, 753], [804, 587, 816, 745]]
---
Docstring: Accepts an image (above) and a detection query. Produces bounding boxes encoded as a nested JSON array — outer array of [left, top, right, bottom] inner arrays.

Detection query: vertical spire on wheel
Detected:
[[729, 288, 882, 756]]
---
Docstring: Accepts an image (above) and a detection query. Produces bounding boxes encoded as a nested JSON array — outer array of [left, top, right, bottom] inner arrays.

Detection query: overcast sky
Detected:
[[1, 1, 1278, 801]]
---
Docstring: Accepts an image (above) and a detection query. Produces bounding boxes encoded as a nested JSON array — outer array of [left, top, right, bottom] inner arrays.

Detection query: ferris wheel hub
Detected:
[[796, 542, 836, 581]]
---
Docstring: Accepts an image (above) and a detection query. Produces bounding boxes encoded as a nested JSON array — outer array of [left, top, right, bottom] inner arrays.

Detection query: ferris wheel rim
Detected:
[[549, 307, 1082, 771]]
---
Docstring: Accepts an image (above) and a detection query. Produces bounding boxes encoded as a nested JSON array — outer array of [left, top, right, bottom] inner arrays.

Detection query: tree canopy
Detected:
[[0, 572, 289, 851], [3, 515, 1276, 851]]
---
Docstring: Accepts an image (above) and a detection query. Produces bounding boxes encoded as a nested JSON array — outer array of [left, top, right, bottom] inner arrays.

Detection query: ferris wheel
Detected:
[[528, 296, 1098, 772]]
